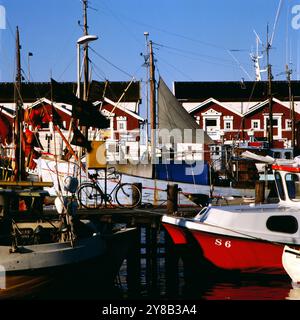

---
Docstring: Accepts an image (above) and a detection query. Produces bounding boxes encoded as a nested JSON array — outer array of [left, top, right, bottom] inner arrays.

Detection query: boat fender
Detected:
[[55, 196, 65, 214], [63, 176, 78, 194]]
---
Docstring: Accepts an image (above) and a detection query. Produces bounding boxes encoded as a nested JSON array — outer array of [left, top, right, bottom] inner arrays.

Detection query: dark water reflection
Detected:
[[117, 259, 296, 301]]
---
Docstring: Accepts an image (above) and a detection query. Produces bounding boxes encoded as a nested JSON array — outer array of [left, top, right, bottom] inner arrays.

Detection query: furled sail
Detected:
[[157, 77, 213, 144], [114, 77, 213, 178]]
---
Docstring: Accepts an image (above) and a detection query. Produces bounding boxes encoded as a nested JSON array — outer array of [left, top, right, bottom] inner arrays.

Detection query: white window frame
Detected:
[[117, 116, 127, 132], [285, 119, 292, 130], [263, 114, 282, 139], [251, 119, 260, 130], [224, 120, 232, 131]]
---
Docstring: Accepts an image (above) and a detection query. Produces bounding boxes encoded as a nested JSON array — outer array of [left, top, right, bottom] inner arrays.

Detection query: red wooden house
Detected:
[[174, 81, 300, 150], [188, 97, 243, 143], [22, 96, 144, 159], [243, 98, 300, 148]]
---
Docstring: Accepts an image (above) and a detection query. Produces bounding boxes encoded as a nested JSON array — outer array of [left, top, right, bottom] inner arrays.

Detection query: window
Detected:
[[266, 216, 298, 234], [251, 120, 260, 129], [286, 173, 300, 201], [274, 172, 285, 200], [274, 152, 281, 159], [117, 120, 127, 131], [286, 120, 292, 129], [205, 119, 217, 127], [285, 152, 292, 160], [224, 121, 232, 130], [266, 118, 278, 126]]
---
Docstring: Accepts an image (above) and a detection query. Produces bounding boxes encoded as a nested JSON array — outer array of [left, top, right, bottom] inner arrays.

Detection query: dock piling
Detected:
[[167, 184, 178, 215], [255, 181, 265, 204]]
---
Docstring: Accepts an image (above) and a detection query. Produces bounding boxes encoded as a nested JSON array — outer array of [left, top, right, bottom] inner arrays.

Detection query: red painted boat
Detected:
[[162, 158, 300, 275]]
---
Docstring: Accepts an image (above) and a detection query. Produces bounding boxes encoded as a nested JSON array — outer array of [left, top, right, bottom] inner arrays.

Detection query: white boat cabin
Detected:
[[272, 164, 300, 205]]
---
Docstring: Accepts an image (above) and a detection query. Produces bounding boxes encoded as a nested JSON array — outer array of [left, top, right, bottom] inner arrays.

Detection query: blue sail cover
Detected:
[[155, 161, 210, 185]]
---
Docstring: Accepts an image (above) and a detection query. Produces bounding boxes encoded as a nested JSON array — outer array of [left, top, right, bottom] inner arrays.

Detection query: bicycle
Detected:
[[76, 167, 142, 209]]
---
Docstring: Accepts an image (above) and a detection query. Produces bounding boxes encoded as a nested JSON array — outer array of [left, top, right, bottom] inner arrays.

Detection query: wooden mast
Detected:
[[13, 26, 25, 181], [266, 27, 273, 148], [149, 39, 158, 203], [149, 40, 156, 160], [83, 0, 89, 102]]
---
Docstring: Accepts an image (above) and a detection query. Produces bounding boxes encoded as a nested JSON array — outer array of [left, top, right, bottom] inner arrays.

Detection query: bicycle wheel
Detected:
[[77, 183, 104, 209], [115, 183, 141, 208]]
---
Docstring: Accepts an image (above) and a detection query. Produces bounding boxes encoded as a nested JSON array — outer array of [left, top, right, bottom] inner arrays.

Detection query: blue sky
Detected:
[[0, 0, 300, 89]]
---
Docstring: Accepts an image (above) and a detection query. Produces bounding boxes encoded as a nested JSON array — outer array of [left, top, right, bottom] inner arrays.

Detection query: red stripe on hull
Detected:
[[190, 230, 293, 274], [162, 223, 187, 245]]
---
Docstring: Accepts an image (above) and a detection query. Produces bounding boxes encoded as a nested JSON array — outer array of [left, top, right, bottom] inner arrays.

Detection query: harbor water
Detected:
[[10, 226, 297, 301]]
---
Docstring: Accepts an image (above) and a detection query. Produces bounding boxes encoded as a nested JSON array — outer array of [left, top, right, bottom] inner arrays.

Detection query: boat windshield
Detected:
[[285, 173, 300, 201]]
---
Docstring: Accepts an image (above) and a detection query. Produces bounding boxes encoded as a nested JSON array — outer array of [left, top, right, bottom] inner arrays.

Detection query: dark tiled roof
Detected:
[[0, 81, 141, 103], [89, 81, 140, 102], [174, 81, 300, 102]]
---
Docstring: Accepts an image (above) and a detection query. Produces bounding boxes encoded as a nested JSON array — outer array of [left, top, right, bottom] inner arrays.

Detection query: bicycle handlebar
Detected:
[[87, 167, 122, 181]]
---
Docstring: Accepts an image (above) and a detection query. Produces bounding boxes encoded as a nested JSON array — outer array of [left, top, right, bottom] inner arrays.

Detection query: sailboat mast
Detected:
[[14, 26, 25, 181], [266, 26, 273, 148], [286, 64, 295, 149], [149, 40, 156, 158]]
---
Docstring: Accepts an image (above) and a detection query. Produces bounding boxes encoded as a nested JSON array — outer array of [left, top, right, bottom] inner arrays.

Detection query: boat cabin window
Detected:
[[274, 172, 285, 200], [266, 216, 298, 234], [285, 173, 300, 201], [274, 152, 281, 159], [285, 152, 292, 160]]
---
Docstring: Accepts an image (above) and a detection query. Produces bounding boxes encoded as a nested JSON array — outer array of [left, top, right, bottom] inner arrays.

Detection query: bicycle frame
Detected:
[[89, 168, 122, 205]]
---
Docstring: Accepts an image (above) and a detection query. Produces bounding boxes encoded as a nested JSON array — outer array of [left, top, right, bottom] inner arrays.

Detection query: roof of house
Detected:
[[174, 80, 300, 102], [189, 97, 243, 117], [243, 97, 290, 117], [0, 81, 141, 103]]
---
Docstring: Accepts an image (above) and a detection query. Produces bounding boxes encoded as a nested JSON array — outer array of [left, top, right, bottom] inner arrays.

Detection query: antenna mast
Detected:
[[251, 31, 263, 81]]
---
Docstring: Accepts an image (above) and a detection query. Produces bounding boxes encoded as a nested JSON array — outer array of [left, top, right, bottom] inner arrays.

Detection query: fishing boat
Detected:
[[162, 155, 300, 275], [0, 181, 136, 299]]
